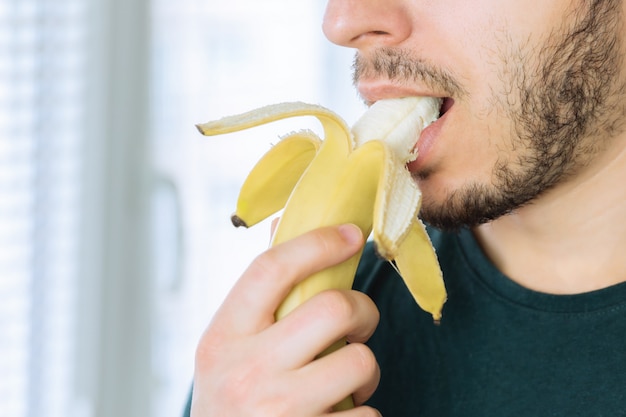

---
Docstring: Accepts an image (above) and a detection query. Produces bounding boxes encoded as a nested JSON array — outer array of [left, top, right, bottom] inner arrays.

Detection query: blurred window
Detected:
[[0, 1, 86, 416], [0, 1, 362, 416]]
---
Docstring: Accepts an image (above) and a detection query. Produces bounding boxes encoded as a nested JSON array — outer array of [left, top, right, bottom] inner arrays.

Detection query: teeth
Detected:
[[352, 96, 442, 163]]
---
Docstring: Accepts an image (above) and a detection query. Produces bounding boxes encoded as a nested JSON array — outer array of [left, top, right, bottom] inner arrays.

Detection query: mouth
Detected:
[[438, 97, 454, 118], [364, 95, 453, 120], [404, 96, 453, 174], [353, 83, 456, 167]]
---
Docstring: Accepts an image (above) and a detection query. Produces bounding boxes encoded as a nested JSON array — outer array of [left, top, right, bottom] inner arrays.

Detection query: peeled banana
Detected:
[[196, 98, 447, 409]]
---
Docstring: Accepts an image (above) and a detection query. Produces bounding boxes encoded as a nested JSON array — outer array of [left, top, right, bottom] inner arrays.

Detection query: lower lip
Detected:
[[407, 110, 449, 173]]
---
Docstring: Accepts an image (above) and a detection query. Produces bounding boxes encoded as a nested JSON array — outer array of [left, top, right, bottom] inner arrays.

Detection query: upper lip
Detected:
[[357, 81, 446, 106]]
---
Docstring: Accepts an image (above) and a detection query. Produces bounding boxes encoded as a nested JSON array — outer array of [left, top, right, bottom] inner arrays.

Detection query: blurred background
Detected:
[[0, 0, 363, 416]]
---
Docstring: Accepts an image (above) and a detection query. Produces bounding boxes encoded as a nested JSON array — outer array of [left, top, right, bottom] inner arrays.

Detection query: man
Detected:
[[188, 0, 626, 415]]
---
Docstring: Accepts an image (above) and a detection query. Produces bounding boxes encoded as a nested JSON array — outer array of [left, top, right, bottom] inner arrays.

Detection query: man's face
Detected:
[[323, 0, 626, 230]]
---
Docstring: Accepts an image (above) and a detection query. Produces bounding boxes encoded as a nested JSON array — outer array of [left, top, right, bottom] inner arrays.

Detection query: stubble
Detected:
[[353, 0, 626, 230]]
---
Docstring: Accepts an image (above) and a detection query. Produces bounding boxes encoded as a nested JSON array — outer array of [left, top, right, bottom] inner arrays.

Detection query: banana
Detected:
[[197, 98, 447, 410], [230, 130, 322, 228]]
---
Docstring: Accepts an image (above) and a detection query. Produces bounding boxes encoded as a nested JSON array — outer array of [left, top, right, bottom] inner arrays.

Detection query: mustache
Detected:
[[352, 48, 466, 98]]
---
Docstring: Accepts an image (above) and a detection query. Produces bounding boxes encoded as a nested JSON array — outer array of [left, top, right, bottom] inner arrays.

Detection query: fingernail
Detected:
[[338, 223, 363, 245]]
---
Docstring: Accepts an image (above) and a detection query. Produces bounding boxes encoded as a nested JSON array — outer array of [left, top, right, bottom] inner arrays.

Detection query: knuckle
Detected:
[[206, 352, 273, 409], [214, 373, 258, 410], [358, 405, 382, 417], [353, 291, 381, 336], [194, 328, 227, 373], [309, 228, 335, 256], [317, 289, 356, 322], [250, 249, 282, 278], [247, 249, 291, 287], [194, 328, 266, 384], [347, 342, 379, 379], [255, 396, 293, 417]]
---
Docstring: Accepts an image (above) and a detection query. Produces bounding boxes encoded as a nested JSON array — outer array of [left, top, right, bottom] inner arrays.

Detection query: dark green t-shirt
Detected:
[[356, 227, 626, 416], [183, 227, 626, 416]]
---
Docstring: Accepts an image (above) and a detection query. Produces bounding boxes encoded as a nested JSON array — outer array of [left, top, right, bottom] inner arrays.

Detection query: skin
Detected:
[[348, 0, 626, 231], [192, 1, 626, 415], [324, 0, 626, 294], [191, 225, 382, 417]]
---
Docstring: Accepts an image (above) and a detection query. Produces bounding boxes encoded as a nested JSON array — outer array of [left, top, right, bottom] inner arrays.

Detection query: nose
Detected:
[[322, 0, 412, 49]]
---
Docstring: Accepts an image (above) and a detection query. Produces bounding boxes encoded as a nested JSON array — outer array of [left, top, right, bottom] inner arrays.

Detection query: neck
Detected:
[[474, 138, 626, 295]]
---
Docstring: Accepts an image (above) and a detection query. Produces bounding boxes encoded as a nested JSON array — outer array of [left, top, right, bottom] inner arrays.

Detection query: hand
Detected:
[[190, 224, 381, 417]]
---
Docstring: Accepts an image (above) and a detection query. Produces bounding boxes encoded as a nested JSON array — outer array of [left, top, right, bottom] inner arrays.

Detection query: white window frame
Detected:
[[76, 0, 153, 416]]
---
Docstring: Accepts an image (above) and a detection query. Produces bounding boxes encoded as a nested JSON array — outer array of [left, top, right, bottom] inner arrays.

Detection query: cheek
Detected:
[[464, 90, 527, 168], [451, 131, 502, 182], [423, 111, 505, 198]]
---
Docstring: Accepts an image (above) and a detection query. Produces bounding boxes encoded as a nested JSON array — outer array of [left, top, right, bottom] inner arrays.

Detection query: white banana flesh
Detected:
[[352, 96, 441, 163]]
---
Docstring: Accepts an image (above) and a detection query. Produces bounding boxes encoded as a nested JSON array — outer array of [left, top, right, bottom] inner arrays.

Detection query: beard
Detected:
[[353, 0, 626, 231]]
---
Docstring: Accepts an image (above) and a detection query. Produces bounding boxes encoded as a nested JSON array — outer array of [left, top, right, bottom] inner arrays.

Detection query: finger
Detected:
[[293, 342, 380, 414], [270, 216, 280, 239], [213, 224, 364, 336], [266, 289, 380, 369], [324, 405, 382, 417]]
